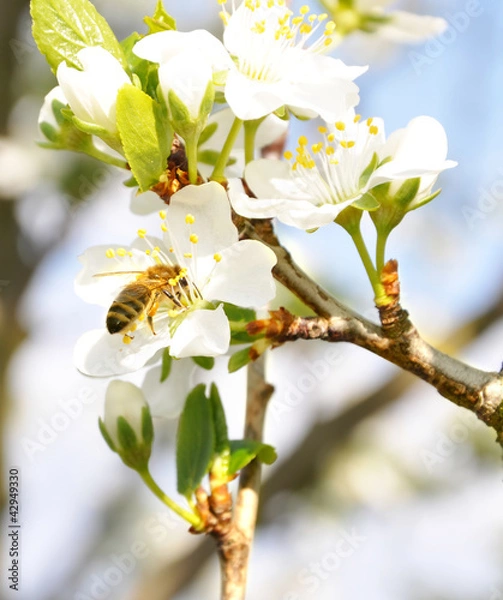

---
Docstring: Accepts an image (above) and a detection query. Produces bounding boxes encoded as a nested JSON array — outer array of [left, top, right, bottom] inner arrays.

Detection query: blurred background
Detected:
[[1, 0, 503, 599]]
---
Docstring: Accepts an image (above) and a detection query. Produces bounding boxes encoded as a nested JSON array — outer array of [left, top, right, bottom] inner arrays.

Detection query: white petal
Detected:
[[169, 306, 230, 358], [75, 245, 153, 306], [141, 360, 204, 418], [133, 30, 231, 73], [57, 47, 129, 133], [74, 328, 169, 376], [225, 69, 289, 121], [130, 190, 164, 215], [104, 380, 148, 445], [228, 175, 351, 229], [158, 52, 212, 119], [374, 116, 457, 183], [38, 86, 67, 130], [203, 240, 277, 307], [245, 159, 314, 203], [165, 182, 238, 261], [378, 12, 448, 44]]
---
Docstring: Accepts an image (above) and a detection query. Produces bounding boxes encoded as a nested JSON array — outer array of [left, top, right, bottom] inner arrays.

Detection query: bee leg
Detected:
[[146, 293, 161, 335]]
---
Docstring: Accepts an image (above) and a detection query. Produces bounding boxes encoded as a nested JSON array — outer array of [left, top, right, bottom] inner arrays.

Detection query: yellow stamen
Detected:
[[189, 233, 199, 244], [184, 252, 193, 258], [335, 121, 346, 131], [159, 210, 167, 220], [137, 229, 147, 238], [185, 214, 195, 224], [161, 223, 168, 232], [117, 248, 127, 257], [214, 253, 222, 263], [366, 117, 374, 126], [105, 248, 115, 259], [369, 125, 379, 135], [122, 335, 132, 345], [284, 150, 293, 160]]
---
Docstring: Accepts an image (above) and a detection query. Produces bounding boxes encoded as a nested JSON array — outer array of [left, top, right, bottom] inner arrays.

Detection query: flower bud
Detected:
[[38, 86, 67, 142], [56, 46, 130, 135], [159, 52, 214, 140], [99, 380, 154, 471]]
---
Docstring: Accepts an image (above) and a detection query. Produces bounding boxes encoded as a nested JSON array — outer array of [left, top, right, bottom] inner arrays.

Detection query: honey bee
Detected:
[[97, 264, 190, 336]]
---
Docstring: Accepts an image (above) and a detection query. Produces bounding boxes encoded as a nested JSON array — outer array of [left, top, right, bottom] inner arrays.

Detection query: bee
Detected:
[[97, 264, 190, 336]]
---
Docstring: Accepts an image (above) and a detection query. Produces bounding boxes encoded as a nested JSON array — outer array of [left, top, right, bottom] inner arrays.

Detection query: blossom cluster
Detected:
[[35, 0, 454, 420]]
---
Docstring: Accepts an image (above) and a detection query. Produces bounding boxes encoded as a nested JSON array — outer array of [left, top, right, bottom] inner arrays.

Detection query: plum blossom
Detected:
[[56, 46, 130, 135], [324, 0, 447, 44], [228, 114, 457, 230], [132, 1, 366, 123], [74, 182, 277, 376]]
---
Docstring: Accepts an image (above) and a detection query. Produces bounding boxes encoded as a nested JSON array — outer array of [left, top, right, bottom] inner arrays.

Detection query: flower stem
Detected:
[[139, 468, 203, 530], [185, 134, 199, 185], [350, 226, 388, 305], [376, 229, 390, 274], [243, 118, 264, 165], [211, 117, 243, 182]]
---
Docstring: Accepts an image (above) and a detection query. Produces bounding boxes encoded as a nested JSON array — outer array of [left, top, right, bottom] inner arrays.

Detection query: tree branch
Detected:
[[217, 355, 274, 599], [242, 220, 503, 447]]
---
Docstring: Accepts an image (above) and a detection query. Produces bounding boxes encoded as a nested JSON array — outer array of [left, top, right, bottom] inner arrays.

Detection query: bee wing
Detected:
[[93, 271, 144, 278]]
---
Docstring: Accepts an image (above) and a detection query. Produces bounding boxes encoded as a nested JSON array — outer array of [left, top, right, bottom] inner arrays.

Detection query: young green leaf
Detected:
[[209, 384, 229, 456], [144, 0, 177, 34], [116, 84, 172, 192], [176, 385, 215, 498], [223, 303, 257, 324], [228, 346, 253, 373], [160, 348, 173, 382], [31, 0, 125, 72], [192, 356, 215, 370], [228, 440, 277, 475]]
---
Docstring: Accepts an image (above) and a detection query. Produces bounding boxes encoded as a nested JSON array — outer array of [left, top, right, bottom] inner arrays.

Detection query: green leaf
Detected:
[[116, 416, 138, 451], [408, 187, 441, 212], [98, 418, 117, 452], [198, 149, 236, 168], [116, 84, 172, 192], [141, 406, 154, 446], [176, 385, 215, 498], [352, 193, 380, 211], [209, 384, 229, 456], [228, 440, 277, 475], [144, 0, 177, 34], [121, 32, 159, 97], [160, 348, 173, 382], [228, 347, 253, 373], [223, 303, 257, 324], [192, 356, 215, 370], [393, 177, 421, 209], [358, 152, 379, 189], [31, 0, 125, 72], [198, 121, 218, 146]]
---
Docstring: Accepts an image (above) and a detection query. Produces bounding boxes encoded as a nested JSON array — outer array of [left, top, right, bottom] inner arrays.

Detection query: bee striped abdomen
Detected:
[[106, 284, 150, 334]]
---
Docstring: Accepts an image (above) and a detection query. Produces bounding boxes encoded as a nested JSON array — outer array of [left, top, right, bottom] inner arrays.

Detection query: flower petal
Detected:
[[378, 11, 448, 44], [203, 239, 277, 307], [133, 30, 231, 73], [165, 182, 238, 262], [74, 328, 169, 376], [75, 245, 153, 306], [169, 306, 230, 358], [141, 359, 208, 418]]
